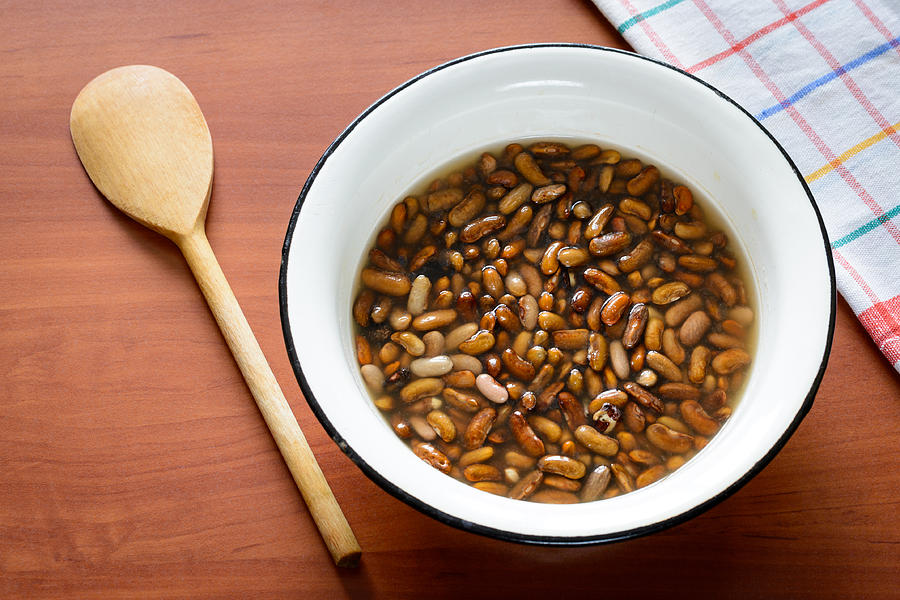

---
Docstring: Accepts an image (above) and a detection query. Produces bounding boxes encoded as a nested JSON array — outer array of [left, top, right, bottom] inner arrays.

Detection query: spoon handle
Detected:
[[178, 229, 361, 567]]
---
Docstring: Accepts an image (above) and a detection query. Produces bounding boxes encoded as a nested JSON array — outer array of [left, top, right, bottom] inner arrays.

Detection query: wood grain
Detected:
[[1, 1, 897, 598]]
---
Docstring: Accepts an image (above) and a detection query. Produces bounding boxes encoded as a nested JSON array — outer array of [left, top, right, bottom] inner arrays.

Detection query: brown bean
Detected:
[[574, 425, 619, 456], [442, 387, 480, 412], [538, 311, 566, 331], [712, 348, 752, 374], [617, 239, 654, 273], [689, 346, 711, 384], [413, 442, 451, 474], [457, 448, 493, 470], [538, 455, 587, 479], [610, 463, 635, 492], [509, 410, 546, 456], [678, 254, 718, 272], [652, 281, 691, 305], [679, 310, 711, 346], [557, 391, 587, 430], [626, 165, 660, 196], [601, 292, 631, 326], [514, 151, 551, 185], [461, 214, 506, 243], [508, 469, 544, 500], [540, 240, 565, 275], [502, 348, 536, 381], [400, 377, 444, 403], [636, 465, 667, 488], [558, 246, 591, 267], [680, 400, 719, 436], [552, 329, 590, 350], [664, 294, 704, 327], [424, 187, 463, 212], [464, 463, 502, 482], [588, 332, 608, 371], [657, 382, 702, 401], [473, 482, 509, 496], [532, 183, 567, 204], [646, 350, 683, 382], [622, 303, 649, 349], [623, 381, 664, 413], [458, 330, 495, 355], [646, 423, 694, 454], [584, 267, 621, 294], [531, 489, 580, 504], [651, 229, 692, 254], [463, 407, 497, 450], [589, 231, 632, 256], [412, 309, 458, 331], [662, 328, 686, 364], [427, 410, 457, 442], [448, 187, 486, 227], [496, 182, 532, 214], [708, 332, 744, 349], [620, 196, 653, 220], [623, 401, 645, 432], [673, 185, 693, 215], [361, 268, 411, 296], [488, 169, 518, 187], [391, 331, 426, 356]]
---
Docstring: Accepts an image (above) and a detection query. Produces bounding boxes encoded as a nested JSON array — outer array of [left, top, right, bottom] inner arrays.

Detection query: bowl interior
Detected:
[[281, 45, 833, 542]]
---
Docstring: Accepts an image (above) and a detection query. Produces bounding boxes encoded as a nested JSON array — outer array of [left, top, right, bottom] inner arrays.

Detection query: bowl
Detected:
[[279, 44, 835, 544]]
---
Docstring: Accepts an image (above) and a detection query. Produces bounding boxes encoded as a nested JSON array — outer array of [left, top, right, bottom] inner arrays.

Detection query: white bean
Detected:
[[476, 373, 509, 404], [410, 355, 454, 377], [407, 275, 431, 316], [609, 339, 630, 380], [445, 323, 479, 350], [409, 415, 437, 441], [360, 364, 384, 391], [450, 353, 483, 373]]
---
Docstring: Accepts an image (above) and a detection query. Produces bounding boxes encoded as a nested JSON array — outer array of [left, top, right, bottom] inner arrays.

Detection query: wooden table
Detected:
[[2, 2, 898, 598]]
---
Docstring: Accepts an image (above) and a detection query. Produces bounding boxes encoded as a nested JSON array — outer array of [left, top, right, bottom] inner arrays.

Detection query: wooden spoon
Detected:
[[69, 65, 360, 567]]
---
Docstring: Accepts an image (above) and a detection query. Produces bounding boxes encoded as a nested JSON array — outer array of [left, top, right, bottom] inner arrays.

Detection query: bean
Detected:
[[620, 196, 653, 220], [680, 400, 719, 436], [400, 377, 444, 403], [645, 351, 682, 382], [574, 425, 619, 456], [461, 214, 506, 243], [636, 465, 667, 488], [678, 254, 718, 272], [552, 329, 590, 350], [584, 204, 615, 239], [412, 309, 458, 332], [448, 187, 486, 227], [673, 185, 693, 215], [458, 330, 495, 355], [443, 323, 478, 351], [646, 423, 694, 453], [541, 241, 565, 275], [531, 183, 567, 204], [729, 305, 755, 327], [558, 391, 587, 430], [410, 355, 454, 377], [361, 268, 411, 296], [616, 238, 654, 273], [391, 331, 425, 356], [674, 220, 706, 240], [424, 187, 464, 212], [449, 353, 483, 374], [588, 231, 632, 256], [531, 489, 580, 504], [427, 410, 457, 442], [587, 332, 608, 371], [507, 469, 543, 500], [514, 151, 551, 185], [623, 402, 645, 432], [665, 294, 703, 327], [626, 165, 660, 196], [558, 246, 591, 267], [498, 182, 534, 214], [459, 446, 494, 468], [689, 346, 711, 384], [623, 381, 664, 413], [651, 281, 691, 305], [712, 348, 752, 374], [501, 348, 536, 381], [601, 292, 631, 326], [609, 339, 630, 379], [662, 328, 686, 364], [509, 410, 545, 456], [651, 229, 692, 255], [476, 373, 510, 404], [644, 316, 664, 351], [463, 407, 497, 450], [622, 303, 649, 349], [413, 442, 451, 473], [584, 267, 621, 294], [442, 387, 480, 413], [708, 332, 744, 349], [464, 464, 502, 482], [422, 331, 445, 357], [528, 415, 563, 443], [538, 455, 587, 479], [517, 295, 539, 330], [679, 310, 711, 346], [473, 482, 509, 496], [360, 364, 384, 391], [610, 463, 635, 493]]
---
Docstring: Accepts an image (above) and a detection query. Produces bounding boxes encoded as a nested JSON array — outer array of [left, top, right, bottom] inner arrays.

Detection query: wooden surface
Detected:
[[1, 1, 897, 598]]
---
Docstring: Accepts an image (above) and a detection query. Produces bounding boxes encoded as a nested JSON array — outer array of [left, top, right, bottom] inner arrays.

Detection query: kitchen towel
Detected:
[[592, 0, 900, 373]]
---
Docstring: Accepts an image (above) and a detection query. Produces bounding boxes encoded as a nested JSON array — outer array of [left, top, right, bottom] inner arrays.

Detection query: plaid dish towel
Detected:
[[591, 0, 900, 373]]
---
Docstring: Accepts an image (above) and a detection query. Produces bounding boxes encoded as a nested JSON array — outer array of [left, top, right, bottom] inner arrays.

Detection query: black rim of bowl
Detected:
[[278, 43, 837, 546]]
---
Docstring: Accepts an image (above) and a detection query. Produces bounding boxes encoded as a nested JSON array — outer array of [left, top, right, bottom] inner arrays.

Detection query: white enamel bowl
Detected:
[[280, 45, 835, 544]]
